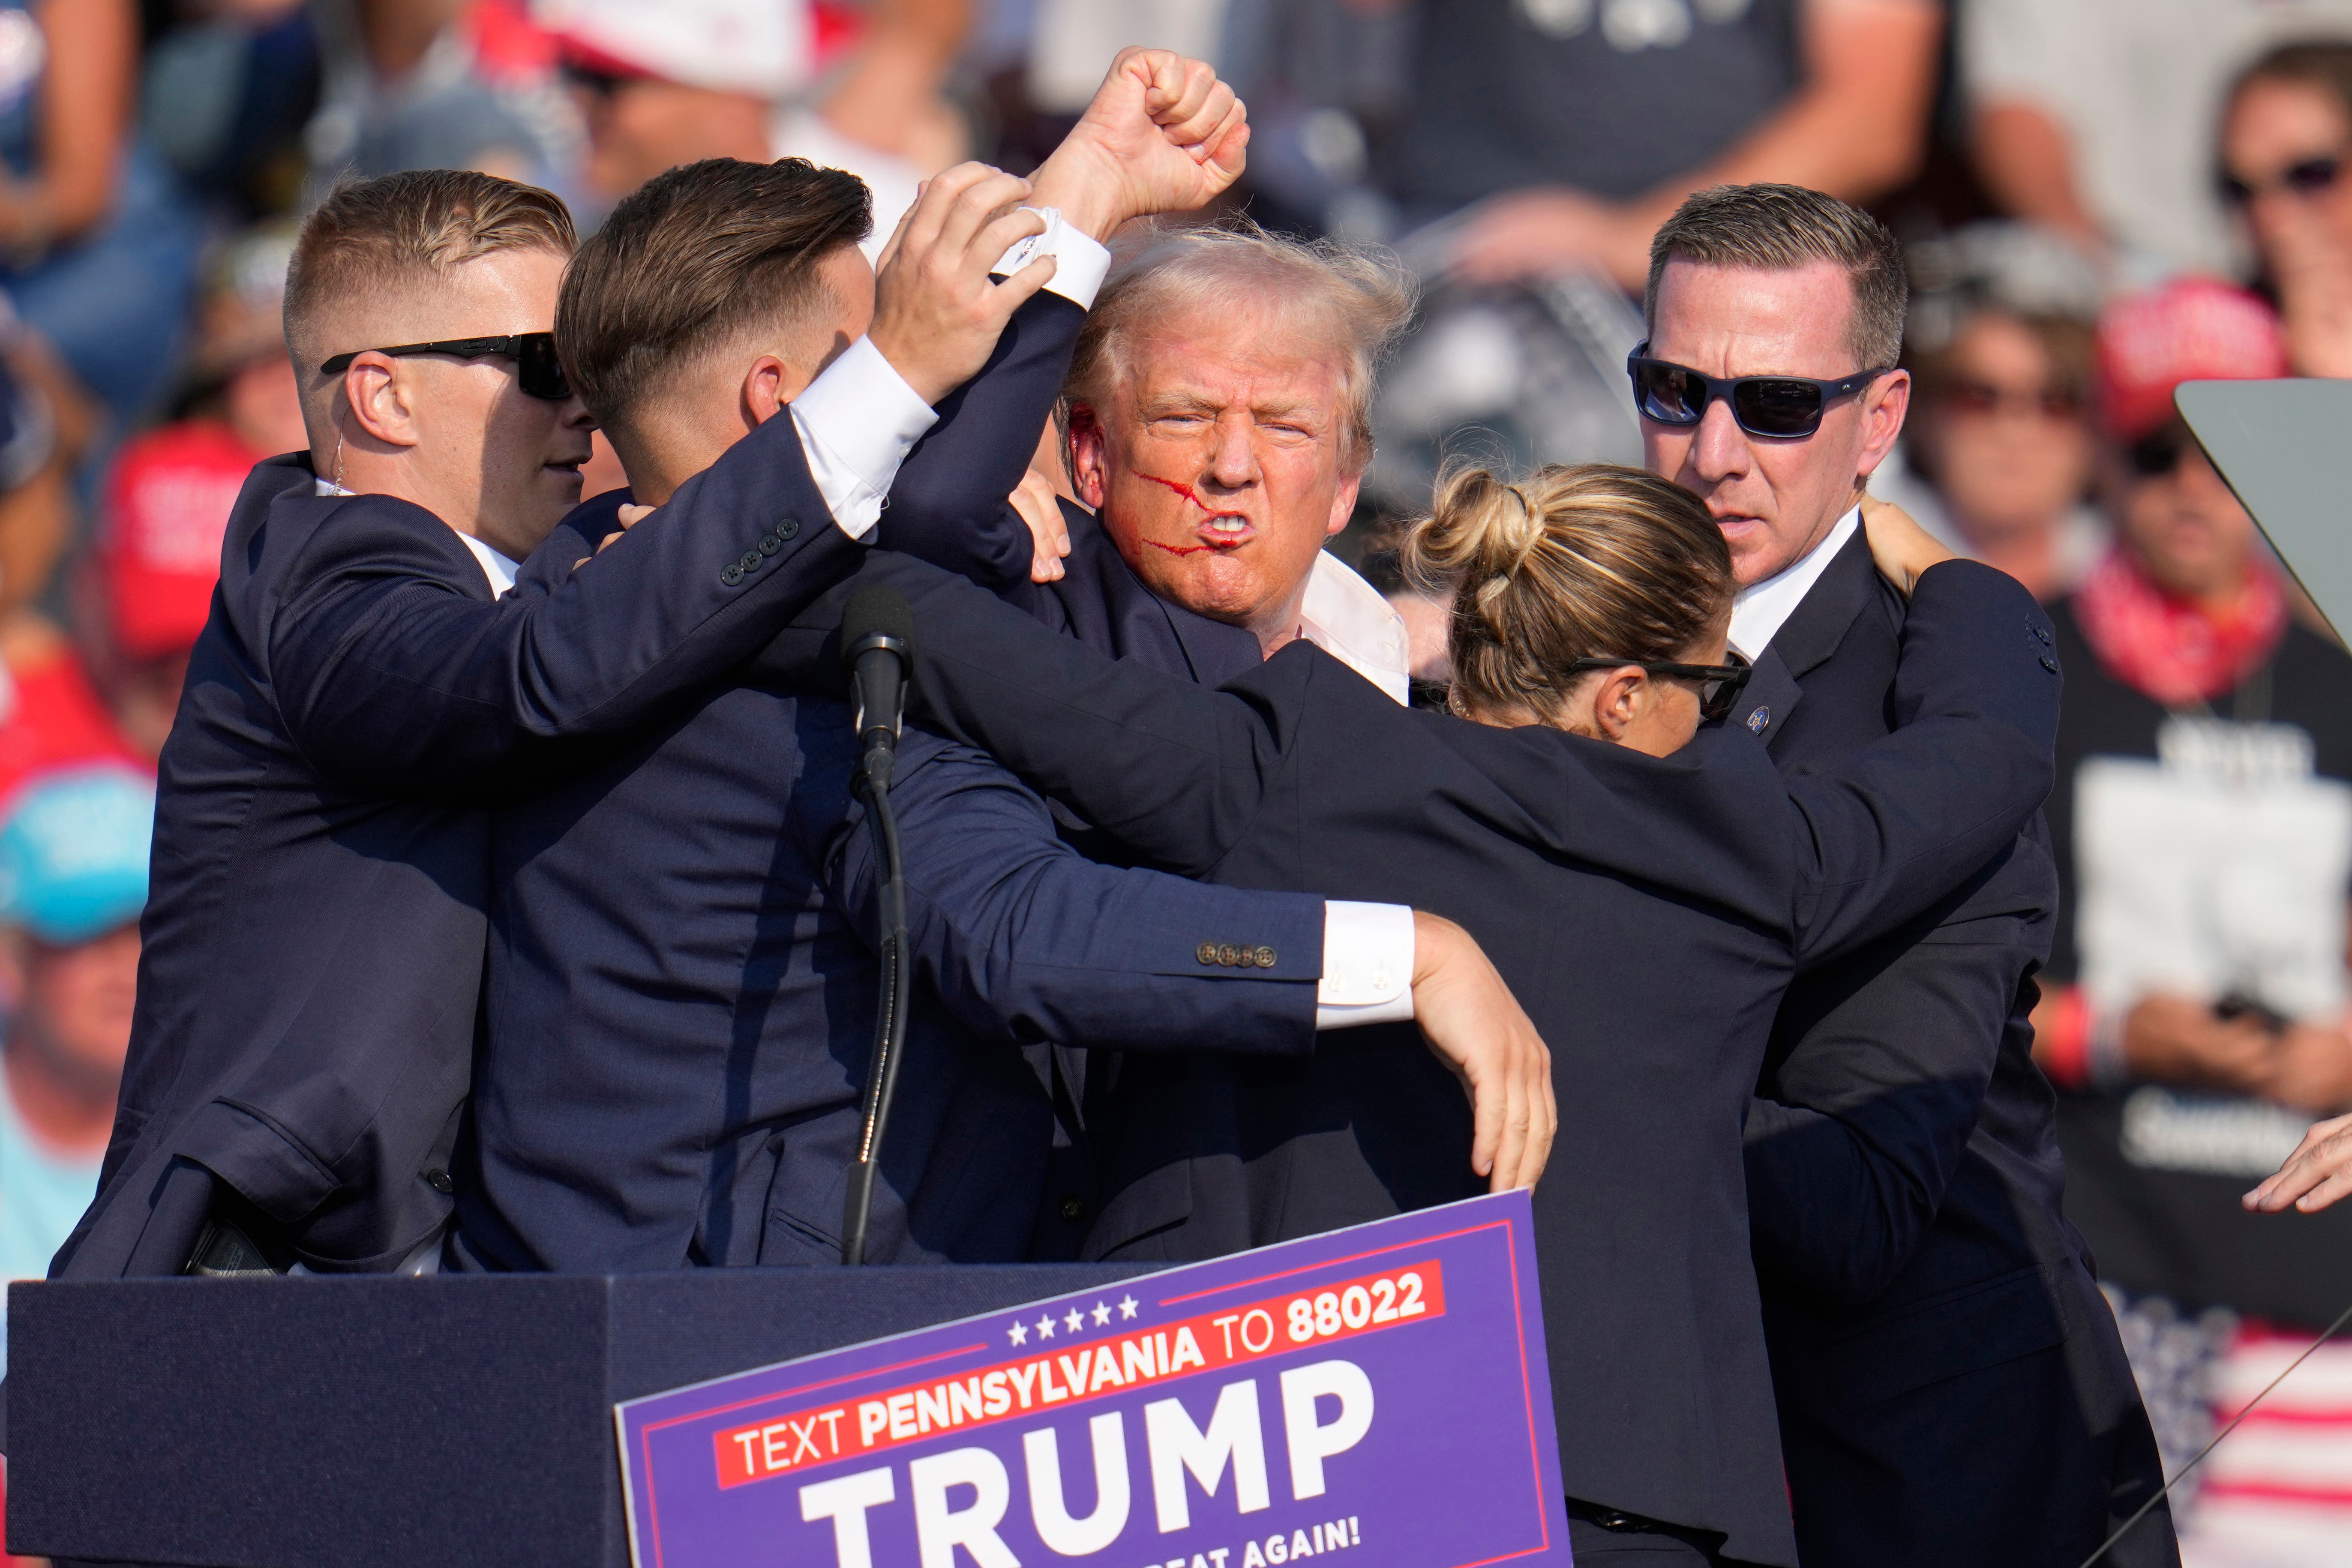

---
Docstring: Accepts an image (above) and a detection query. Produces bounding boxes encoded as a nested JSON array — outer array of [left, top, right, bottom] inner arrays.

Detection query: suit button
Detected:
[[425, 1169, 454, 1195], [739, 549, 764, 574], [758, 533, 783, 555], [1251, 946, 1277, 968], [1216, 943, 1241, 967], [2031, 621, 2052, 645], [720, 564, 744, 587], [2040, 654, 2058, 673], [1060, 1197, 1084, 1223], [1197, 941, 1219, 965], [776, 517, 801, 541]]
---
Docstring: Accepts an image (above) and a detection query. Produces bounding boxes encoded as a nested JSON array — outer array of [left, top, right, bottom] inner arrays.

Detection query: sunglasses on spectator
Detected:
[[1627, 343, 1891, 439], [561, 61, 630, 99], [318, 333, 572, 401], [2220, 152, 2346, 205], [1941, 378, 2081, 420], [2125, 423, 2203, 478], [1564, 650, 1753, 722]]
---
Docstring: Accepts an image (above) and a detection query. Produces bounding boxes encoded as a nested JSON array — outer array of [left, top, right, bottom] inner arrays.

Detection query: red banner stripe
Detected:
[[711, 1260, 1447, 1490]]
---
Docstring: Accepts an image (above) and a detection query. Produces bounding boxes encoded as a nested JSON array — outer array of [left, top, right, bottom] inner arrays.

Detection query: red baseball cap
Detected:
[[2094, 276, 2289, 442], [98, 422, 255, 661]]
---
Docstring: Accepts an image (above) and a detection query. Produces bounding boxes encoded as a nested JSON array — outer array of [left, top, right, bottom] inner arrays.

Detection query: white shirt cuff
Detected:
[[992, 207, 1114, 311], [789, 335, 940, 541], [1316, 900, 1416, 1030]]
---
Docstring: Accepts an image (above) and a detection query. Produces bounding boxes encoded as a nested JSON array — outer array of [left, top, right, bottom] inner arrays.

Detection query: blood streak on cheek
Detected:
[[1135, 471, 1248, 552]]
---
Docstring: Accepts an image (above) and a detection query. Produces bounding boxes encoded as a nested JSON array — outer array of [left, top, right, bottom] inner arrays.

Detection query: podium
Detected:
[[6, 1266, 1146, 1568]]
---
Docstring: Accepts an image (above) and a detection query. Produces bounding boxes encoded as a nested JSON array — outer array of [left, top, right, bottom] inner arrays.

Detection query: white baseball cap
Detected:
[[534, 0, 813, 99]]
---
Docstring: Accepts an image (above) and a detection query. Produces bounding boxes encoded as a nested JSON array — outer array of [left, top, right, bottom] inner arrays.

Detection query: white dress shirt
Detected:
[[1317, 901, 1415, 1028], [990, 207, 1115, 311], [786, 335, 940, 541], [1299, 552, 1413, 705], [1728, 504, 1860, 661]]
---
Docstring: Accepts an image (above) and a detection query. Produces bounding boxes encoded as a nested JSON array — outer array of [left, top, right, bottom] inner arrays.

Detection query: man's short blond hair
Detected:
[[1644, 184, 1907, 372], [1065, 219, 1416, 472], [283, 169, 577, 378]]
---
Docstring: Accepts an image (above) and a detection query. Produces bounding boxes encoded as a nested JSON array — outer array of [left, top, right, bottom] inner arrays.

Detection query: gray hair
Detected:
[[1064, 219, 1417, 471], [1645, 184, 1908, 373]]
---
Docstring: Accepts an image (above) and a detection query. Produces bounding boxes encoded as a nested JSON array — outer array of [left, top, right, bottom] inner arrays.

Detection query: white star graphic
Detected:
[[1035, 1314, 1056, 1340], [1092, 1301, 1112, 1327], [1008, 1319, 1028, 1347], [1064, 1307, 1085, 1334], [1118, 1295, 1140, 1320]]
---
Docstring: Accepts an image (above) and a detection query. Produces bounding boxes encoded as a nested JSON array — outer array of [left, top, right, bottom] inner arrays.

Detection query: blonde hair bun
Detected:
[[1401, 462, 1735, 722]]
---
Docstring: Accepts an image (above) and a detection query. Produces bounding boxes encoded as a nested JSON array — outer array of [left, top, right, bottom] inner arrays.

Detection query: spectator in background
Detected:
[[73, 225, 298, 758], [0, 763, 153, 1300], [1358, 0, 1943, 513], [140, 0, 321, 219], [303, 0, 574, 198], [1383, 0, 1944, 292], [0, 294, 92, 614], [2220, 39, 2352, 378], [0, 0, 204, 435], [1902, 302, 2102, 600], [0, 321, 123, 801], [0, 228, 269, 814], [2032, 276, 2352, 1562], [1965, 0, 2352, 285], [540, 0, 969, 247]]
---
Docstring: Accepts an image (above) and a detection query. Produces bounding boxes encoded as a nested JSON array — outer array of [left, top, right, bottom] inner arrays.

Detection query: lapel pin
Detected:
[[1747, 706, 1771, 734]]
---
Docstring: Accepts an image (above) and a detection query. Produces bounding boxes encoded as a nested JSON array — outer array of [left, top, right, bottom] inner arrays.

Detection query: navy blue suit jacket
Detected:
[[1731, 533, 2172, 1567], [456, 292, 1330, 1273], [54, 412, 860, 1280], [455, 606, 1325, 1267], [779, 552, 2060, 1566]]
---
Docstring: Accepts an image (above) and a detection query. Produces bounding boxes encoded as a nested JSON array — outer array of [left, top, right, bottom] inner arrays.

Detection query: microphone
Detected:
[[843, 586, 915, 797], [838, 587, 916, 1265]]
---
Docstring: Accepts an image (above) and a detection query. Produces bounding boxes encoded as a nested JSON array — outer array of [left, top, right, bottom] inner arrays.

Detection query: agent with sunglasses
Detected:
[[1633, 184, 2172, 1568], [46, 160, 1068, 1288]]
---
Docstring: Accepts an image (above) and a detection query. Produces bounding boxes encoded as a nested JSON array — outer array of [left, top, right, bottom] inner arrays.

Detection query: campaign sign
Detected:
[[616, 1190, 1568, 1568]]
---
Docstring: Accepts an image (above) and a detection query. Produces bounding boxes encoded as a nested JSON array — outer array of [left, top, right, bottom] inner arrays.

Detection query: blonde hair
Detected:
[[1065, 218, 1416, 471], [1404, 463, 1735, 721]]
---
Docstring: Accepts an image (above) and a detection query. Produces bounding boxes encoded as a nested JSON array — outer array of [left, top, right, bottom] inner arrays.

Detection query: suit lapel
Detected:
[[1057, 501, 1261, 687], [1731, 529, 1887, 746], [1733, 646, 1801, 744]]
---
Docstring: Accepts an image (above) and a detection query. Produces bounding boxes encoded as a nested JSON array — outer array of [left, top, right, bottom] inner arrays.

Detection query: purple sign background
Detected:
[[617, 1190, 1568, 1568]]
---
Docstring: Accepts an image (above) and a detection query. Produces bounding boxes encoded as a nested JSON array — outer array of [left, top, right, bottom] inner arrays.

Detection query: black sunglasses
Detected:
[[319, 333, 572, 401], [2220, 153, 2344, 206], [1565, 650, 1753, 723], [1941, 377, 2082, 421], [560, 60, 630, 99], [1627, 342, 1891, 439], [2126, 423, 2204, 479]]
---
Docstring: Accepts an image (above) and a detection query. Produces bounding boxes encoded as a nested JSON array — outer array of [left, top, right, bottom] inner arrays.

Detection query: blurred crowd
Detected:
[[4, 1, 2352, 1563]]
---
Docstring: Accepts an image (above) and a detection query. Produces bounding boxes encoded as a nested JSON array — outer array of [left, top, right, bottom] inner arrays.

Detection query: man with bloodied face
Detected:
[[1052, 225, 1416, 702]]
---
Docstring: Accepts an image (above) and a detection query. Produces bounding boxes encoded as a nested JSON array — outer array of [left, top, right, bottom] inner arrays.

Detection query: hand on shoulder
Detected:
[[1859, 493, 1955, 597]]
